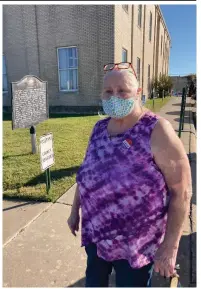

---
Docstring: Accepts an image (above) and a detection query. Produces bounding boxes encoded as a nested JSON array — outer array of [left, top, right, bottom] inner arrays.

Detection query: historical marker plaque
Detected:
[[11, 75, 49, 130]]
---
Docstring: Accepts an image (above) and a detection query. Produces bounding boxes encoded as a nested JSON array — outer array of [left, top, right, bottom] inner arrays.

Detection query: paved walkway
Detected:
[[3, 96, 196, 287]]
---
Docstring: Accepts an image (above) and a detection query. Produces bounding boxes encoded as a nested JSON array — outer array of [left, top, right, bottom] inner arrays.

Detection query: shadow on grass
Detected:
[[49, 113, 99, 119], [3, 193, 51, 203], [25, 166, 80, 186], [3, 113, 100, 122], [3, 113, 12, 121], [3, 153, 31, 160], [67, 233, 196, 287]]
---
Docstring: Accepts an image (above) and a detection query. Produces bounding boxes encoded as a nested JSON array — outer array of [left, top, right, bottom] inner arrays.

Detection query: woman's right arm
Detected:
[[67, 122, 98, 235], [71, 184, 80, 214], [67, 185, 80, 236]]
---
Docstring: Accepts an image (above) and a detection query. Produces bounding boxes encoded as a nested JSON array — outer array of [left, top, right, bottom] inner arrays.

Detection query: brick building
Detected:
[[3, 5, 171, 113]]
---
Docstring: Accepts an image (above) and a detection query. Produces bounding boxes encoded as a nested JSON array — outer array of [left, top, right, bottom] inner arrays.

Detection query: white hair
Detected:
[[103, 69, 139, 91], [119, 69, 139, 90]]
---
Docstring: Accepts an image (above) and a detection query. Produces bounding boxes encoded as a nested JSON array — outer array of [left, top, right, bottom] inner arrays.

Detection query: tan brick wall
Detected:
[[3, 5, 40, 106], [33, 5, 114, 107], [114, 5, 145, 90], [154, 6, 171, 79], [3, 4, 170, 109], [3, 5, 114, 108], [158, 19, 165, 77], [132, 5, 144, 88], [163, 34, 170, 75], [142, 5, 156, 98], [114, 5, 165, 100], [114, 5, 132, 63]]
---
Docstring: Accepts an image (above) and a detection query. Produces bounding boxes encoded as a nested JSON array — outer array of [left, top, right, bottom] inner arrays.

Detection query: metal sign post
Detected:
[[39, 133, 55, 194], [178, 87, 186, 138], [152, 88, 155, 109], [181, 88, 187, 130], [30, 125, 37, 154], [45, 168, 51, 193]]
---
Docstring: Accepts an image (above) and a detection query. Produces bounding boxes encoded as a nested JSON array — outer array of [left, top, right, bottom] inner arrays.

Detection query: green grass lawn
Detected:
[[145, 96, 171, 112], [3, 96, 171, 202]]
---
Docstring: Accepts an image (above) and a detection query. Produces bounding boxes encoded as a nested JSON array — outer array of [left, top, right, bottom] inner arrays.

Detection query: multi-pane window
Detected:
[[122, 48, 128, 62], [138, 5, 142, 28], [122, 5, 128, 13], [137, 57, 141, 83], [3, 55, 8, 92], [58, 47, 78, 92], [149, 12, 152, 42]]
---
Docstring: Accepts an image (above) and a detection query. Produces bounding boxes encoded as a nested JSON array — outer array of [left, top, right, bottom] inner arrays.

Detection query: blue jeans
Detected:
[[85, 243, 153, 287]]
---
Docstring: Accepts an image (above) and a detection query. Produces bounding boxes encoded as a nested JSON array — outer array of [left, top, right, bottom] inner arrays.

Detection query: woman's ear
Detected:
[[135, 87, 142, 100]]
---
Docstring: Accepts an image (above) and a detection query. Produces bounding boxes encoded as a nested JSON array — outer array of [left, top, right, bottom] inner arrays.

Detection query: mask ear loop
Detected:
[[98, 109, 105, 118], [135, 87, 144, 112], [98, 97, 106, 118]]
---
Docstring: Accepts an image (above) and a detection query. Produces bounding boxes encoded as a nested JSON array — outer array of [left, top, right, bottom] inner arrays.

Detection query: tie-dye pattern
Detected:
[[76, 111, 170, 269]]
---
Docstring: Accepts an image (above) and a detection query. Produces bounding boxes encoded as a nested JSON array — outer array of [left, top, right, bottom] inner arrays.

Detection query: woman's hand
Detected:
[[67, 211, 80, 236], [154, 242, 178, 278]]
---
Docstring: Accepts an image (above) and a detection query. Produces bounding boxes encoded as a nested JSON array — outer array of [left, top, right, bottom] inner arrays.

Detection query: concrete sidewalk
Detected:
[[3, 96, 196, 287]]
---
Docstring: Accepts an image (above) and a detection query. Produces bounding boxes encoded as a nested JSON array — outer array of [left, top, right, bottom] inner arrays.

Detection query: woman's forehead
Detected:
[[103, 70, 135, 87]]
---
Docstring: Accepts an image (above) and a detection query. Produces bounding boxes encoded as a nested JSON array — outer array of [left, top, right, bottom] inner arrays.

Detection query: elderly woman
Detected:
[[68, 62, 191, 287]]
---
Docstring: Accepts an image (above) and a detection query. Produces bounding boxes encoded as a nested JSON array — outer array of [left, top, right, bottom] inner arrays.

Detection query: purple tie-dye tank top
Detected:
[[76, 111, 170, 268]]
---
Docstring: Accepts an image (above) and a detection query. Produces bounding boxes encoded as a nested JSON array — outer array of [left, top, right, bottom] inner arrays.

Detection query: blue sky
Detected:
[[160, 5, 196, 76]]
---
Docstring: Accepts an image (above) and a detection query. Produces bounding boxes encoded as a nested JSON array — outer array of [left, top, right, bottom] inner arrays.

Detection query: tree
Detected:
[[152, 74, 173, 98], [187, 74, 196, 98], [187, 74, 196, 84]]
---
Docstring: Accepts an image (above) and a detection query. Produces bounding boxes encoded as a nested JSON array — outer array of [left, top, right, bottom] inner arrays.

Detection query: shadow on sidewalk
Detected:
[[172, 103, 192, 108], [174, 116, 192, 124], [68, 277, 85, 287], [67, 271, 115, 287], [3, 200, 38, 211], [152, 232, 196, 287], [166, 111, 180, 116], [67, 233, 197, 287], [25, 166, 80, 186]]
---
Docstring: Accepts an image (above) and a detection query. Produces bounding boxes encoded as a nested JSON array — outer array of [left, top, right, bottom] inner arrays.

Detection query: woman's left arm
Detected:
[[151, 118, 192, 278]]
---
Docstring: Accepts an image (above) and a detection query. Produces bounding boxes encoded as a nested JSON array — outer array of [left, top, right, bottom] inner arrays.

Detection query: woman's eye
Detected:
[[106, 90, 112, 94], [119, 89, 125, 93]]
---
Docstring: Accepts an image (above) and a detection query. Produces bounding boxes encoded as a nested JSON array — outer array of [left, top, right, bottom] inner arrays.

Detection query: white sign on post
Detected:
[[40, 133, 55, 171]]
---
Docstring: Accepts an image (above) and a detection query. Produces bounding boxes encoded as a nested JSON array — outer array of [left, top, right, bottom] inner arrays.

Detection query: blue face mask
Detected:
[[102, 96, 135, 119]]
